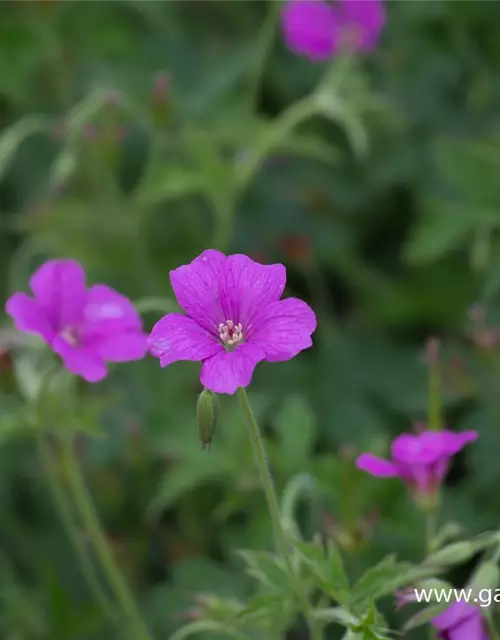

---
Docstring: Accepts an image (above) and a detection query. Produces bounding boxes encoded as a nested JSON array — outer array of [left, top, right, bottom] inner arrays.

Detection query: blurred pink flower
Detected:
[[356, 430, 478, 505], [148, 250, 317, 394], [6, 260, 148, 382], [433, 601, 488, 640], [281, 0, 385, 62]]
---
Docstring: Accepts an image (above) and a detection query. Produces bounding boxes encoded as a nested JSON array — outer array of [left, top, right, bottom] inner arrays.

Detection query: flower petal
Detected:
[[81, 285, 143, 340], [170, 250, 227, 334], [52, 336, 107, 382], [281, 0, 337, 62], [220, 254, 287, 327], [391, 432, 445, 466], [336, 0, 386, 53], [30, 259, 87, 330], [445, 430, 479, 455], [432, 601, 478, 633], [148, 313, 222, 367], [200, 342, 265, 394], [5, 293, 55, 343], [93, 332, 148, 362], [356, 453, 398, 477], [249, 297, 316, 362]]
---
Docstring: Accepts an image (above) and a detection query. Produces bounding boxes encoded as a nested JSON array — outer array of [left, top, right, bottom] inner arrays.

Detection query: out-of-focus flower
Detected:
[[356, 430, 478, 509], [6, 259, 148, 382], [148, 250, 317, 394], [281, 0, 385, 62], [432, 601, 489, 640], [282, 0, 338, 61], [332, 0, 386, 52]]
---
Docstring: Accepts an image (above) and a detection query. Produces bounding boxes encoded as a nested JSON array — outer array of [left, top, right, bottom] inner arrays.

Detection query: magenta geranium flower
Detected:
[[281, 0, 385, 62], [282, 0, 338, 62], [356, 430, 478, 504], [147, 250, 317, 395], [6, 259, 148, 382], [433, 601, 488, 640]]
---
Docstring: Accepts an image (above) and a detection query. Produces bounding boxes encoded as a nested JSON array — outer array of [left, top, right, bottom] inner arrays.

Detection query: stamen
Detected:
[[60, 326, 79, 347], [218, 319, 244, 351]]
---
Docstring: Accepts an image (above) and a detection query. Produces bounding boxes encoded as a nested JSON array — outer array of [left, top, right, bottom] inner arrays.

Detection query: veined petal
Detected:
[[170, 250, 227, 333], [356, 453, 398, 477], [5, 293, 55, 343], [249, 297, 316, 362], [148, 313, 222, 367], [200, 342, 265, 395], [52, 336, 107, 383], [30, 259, 86, 330], [93, 332, 148, 362], [220, 254, 286, 327], [81, 285, 143, 340]]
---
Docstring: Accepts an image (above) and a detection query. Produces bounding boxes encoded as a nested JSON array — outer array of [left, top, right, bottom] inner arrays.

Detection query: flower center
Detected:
[[60, 326, 80, 347], [218, 320, 243, 351]]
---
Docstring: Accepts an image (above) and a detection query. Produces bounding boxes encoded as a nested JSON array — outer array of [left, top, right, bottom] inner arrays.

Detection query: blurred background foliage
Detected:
[[1, 1, 500, 638]]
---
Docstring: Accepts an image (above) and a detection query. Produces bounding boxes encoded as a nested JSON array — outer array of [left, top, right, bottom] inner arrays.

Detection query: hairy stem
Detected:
[[237, 387, 321, 640]]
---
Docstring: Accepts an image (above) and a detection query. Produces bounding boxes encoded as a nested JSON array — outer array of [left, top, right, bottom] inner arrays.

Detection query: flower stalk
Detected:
[[37, 428, 118, 624], [59, 435, 153, 640], [237, 387, 321, 640]]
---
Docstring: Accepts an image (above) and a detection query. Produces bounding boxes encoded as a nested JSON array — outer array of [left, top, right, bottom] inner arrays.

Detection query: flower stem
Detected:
[[425, 512, 437, 640], [59, 435, 153, 640], [246, 0, 282, 112], [425, 512, 436, 558], [237, 387, 321, 640], [36, 429, 117, 625]]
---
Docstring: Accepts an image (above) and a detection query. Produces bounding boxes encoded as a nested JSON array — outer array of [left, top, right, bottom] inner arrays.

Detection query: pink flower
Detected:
[[333, 0, 386, 52], [281, 0, 385, 62], [433, 601, 489, 640], [356, 430, 478, 504], [6, 259, 148, 382], [282, 0, 338, 62], [147, 250, 317, 394]]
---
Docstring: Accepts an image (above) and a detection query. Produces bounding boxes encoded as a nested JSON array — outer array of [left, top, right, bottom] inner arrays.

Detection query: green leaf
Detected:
[[313, 607, 359, 627], [168, 620, 248, 640], [237, 592, 294, 629], [424, 533, 500, 568], [351, 555, 413, 612], [292, 539, 350, 601], [404, 199, 491, 264], [236, 550, 292, 594]]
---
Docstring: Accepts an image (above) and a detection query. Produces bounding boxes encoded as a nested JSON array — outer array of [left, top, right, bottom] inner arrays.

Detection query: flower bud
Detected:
[[196, 388, 217, 451]]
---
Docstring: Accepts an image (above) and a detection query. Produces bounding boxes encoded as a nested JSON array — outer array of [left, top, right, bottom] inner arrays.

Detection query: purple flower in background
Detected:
[[356, 430, 478, 506], [147, 250, 317, 395], [282, 0, 338, 62], [334, 0, 386, 52], [281, 0, 385, 62], [6, 259, 148, 382], [433, 601, 489, 640]]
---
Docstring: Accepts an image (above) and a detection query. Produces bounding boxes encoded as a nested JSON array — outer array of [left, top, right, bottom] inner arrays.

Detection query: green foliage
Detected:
[[2, 1, 500, 639]]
